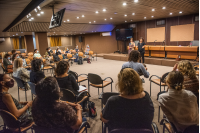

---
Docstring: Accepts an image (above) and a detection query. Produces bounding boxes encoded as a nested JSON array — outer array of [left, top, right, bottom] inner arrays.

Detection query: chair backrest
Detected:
[[53, 50, 56, 53], [58, 55, 63, 60], [110, 128, 153, 133], [32, 124, 69, 133], [16, 51, 21, 54], [60, 88, 77, 103], [102, 92, 119, 105], [28, 52, 33, 56], [8, 52, 12, 55], [89, 51, 93, 55], [161, 72, 170, 83], [1, 64, 6, 71], [21, 53, 26, 57], [71, 50, 76, 54], [183, 125, 199, 133], [68, 71, 78, 81], [78, 52, 83, 57], [28, 82, 36, 95], [25, 58, 31, 65], [67, 53, 72, 59], [28, 56, 33, 61], [88, 73, 102, 84], [13, 77, 25, 88], [0, 109, 20, 128]]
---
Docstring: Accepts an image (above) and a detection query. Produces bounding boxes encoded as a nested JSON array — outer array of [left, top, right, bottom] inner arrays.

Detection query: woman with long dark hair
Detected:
[[138, 37, 145, 63]]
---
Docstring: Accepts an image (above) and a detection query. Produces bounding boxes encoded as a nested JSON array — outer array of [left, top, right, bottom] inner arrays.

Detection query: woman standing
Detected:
[[128, 38, 135, 54], [138, 37, 145, 63]]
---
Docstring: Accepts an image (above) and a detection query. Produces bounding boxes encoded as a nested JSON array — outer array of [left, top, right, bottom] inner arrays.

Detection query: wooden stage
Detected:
[[97, 53, 198, 67]]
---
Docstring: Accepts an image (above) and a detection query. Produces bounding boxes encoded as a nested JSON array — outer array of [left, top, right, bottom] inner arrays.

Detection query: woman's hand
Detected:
[[75, 104, 82, 111], [26, 101, 32, 107], [19, 101, 28, 105], [173, 63, 178, 71]]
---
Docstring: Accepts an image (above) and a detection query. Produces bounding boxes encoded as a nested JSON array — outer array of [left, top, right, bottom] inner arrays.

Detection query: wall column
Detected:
[[24, 35, 34, 53], [35, 32, 48, 56]]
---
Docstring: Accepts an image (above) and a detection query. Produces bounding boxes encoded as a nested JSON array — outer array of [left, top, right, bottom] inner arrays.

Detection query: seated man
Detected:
[[33, 49, 42, 59], [122, 50, 149, 78], [45, 47, 53, 57]]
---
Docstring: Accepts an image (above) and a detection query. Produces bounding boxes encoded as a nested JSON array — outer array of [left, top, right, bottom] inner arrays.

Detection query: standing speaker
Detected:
[[79, 36, 83, 42]]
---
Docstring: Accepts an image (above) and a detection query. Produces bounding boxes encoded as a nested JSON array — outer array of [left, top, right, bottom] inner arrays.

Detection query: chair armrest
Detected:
[[77, 96, 89, 104], [151, 122, 159, 133], [78, 74, 88, 77], [77, 121, 90, 133], [103, 77, 113, 83], [77, 91, 90, 98], [149, 75, 161, 81]]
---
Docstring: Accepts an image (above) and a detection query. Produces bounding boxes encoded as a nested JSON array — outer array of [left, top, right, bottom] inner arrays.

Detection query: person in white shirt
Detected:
[[33, 49, 42, 59]]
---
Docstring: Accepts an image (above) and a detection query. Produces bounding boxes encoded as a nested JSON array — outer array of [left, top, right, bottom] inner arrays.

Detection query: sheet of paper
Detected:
[[78, 85, 87, 92]]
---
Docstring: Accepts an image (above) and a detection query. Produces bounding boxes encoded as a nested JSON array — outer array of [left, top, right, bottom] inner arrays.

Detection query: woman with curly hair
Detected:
[[158, 71, 198, 132], [173, 60, 199, 104], [30, 59, 45, 84], [122, 50, 149, 78], [101, 68, 154, 132], [55, 61, 79, 94]]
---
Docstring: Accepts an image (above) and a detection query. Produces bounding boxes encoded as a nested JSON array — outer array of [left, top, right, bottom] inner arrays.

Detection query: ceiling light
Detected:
[[92, 31, 93, 32], [77, 17, 79, 19], [169, 13, 172, 15], [134, 0, 138, 3], [13, 35, 15, 36], [21, 32, 23, 33], [94, 21, 96, 22], [124, 14, 127, 16], [26, 15, 29, 18], [31, 17, 34, 20], [16, 33, 18, 35], [95, 31, 96, 32], [28, 13, 31, 16], [89, 22, 91, 23], [152, 9, 155, 11], [103, 9, 106, 12], [64, 21, 66, 22], [162, 7, 166, 9], [114, 12, 118, 14], [144, 17, 146, 19], [125, 21, 127, 22], [34, 9, 37, 12], [82, 15, 85, 17], [40, 11, 44, 14], [37, 13, 40, 16], [123, 3, 127, 6], [131, 20, 133, 21], [67, 19, 69, 21], [110, 17, 112, 19], [179, 11, 182, 14], [54, 32, 55, 33], [29, 19, 32, 21], [37, 6, 41, 10], [132, 13, 135, 15], [104, 19, 107, 20], [95, 11, 99, 13], [151, 16, 154, 18]]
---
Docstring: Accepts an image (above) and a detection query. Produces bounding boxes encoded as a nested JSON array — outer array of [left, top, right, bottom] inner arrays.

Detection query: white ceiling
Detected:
[[0, 0, 199, 37]]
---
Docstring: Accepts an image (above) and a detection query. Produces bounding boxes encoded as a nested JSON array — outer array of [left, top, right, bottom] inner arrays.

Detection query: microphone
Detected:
[[163, 40, 165, 46], [154, 40, 157, 46]]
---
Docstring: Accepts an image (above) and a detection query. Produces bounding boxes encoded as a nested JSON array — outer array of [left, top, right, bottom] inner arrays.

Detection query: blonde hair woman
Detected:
[[128, 38, 135, 54], [13, 58, 30, 89], [158, 71, 199, 132], [101, 68, 154, 132]]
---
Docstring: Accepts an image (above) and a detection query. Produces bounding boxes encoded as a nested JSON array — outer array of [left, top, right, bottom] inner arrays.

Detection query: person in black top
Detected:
[[30, 59, 45, 84], [101, 68, 154, 132], [138, 37, 145, 63]]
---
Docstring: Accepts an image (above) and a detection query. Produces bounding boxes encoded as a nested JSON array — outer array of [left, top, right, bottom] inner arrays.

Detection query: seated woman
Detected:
[[0, 74, 33, 126], [11, 53, 19, 62], [75, 45, 79, 52], [173, 60, 199, 104], [30, 59, 45, 84], [32, 77, 83, 132], [56, 48, 65, 59], [85, 44, 91, 64], [13, 58, 30, 90], [3, 54, 12, 72], [55, 61, 79, 94], [45, 47, 53, 57], [33, 49, 42, 59], [122, 50, 149, 78], [65, 47, 71, 54], [101, 68, 154, 132], [158, 71, 199, 132]]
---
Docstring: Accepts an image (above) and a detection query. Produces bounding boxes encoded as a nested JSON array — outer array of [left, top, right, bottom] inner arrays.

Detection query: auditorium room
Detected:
[[0, 0, 199, 133]]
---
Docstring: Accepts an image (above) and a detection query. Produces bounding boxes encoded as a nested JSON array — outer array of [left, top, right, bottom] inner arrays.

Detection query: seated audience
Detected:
[[0, 74, 33, 126], [45, 47, 53, 56], [3, 54, 12, 71], [32, 77, 83, 132], [55, 61, 79, 94], [56, 48, 65, 59], [173, 60, 199, 102], [101, 68, 154, 132], [11, 53, 19, 62], [30, 59, 45, 84], [13, 58, 30, 89], [48, 47, 53, 53], [122, 50, 149, 78], [158, 71, 199, 132], [33, 49, 42, 59]]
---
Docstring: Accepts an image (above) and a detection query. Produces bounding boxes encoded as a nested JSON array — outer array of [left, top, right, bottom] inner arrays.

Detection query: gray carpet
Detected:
[[0, 57, 173, 133]]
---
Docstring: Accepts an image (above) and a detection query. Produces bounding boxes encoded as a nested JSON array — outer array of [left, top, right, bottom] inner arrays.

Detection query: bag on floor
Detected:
[[78, 57, 83, 65], [88, 101, 97, 118]]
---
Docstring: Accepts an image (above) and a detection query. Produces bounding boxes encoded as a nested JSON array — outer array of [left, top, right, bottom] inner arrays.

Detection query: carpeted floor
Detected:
[[0, 57, 173, 133]]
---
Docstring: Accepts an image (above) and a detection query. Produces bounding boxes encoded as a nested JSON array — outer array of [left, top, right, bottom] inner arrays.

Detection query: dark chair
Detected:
[[88, 73, 113, 95], [99, 92, 119, 133], [0, 109, 34, 133], [12, 77, 29, 101], [32, 121, 90, 133], [68, 70, 88, 85], [183, 125, 199, 133], [1, 64, 12, 76], [149, 72, 169, 96], [27, 82, 36, 100]]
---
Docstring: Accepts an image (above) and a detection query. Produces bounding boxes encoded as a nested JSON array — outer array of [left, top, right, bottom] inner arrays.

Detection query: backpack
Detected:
[[88, 101, 97, 117], [78, 57, 83, 65], [53, 55, 60, 62]]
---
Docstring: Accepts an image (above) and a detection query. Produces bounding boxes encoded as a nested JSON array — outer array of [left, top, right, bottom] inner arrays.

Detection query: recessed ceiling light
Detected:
[[114, 12, 118, 14], [34, 9, 37, 12], [77, 17, 79, 19], [110, 17, 112, 19], [103, 9, 106, 12], [16, 34, 18, 35], [37, 13, 40, 16], [123, 3, 127, 6], [162, 7, 166, 9], [29, 19, 32, 21], [28, 13, 31, 16], [13, 35, 14, 36], [179, 11, 182, 14], [169, 13, 172, 15], [40, 11, 44, 14], [21, 32, 23, 33], [67, 19, 69, 21], [94, 21, 96, 22], [131, 20, 133, 21], [152, 9, 155, 11], [64, 21, 66, 22], [144, 17, 146, 19], [95, 11, 99, 13], [134, 0, 138, 3], [151, 16, 154, 18], [125, 21, 127, 22], [95, 31, 96, 32], [54, 32, 55, 33], [37, 6, 41, 10], [132, 13, 135, 15], [92, 31, 93, 32], [124, 14, 127, 17], [31, 17, 34, 20], [104, 19, 107, 20], [26, 15, 29, 18], [82, 15, 84, 17], [89, 22, 91, 23]]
